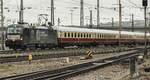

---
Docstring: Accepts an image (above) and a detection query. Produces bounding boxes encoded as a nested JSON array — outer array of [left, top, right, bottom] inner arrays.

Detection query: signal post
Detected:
[[143, 0, 148, 58]]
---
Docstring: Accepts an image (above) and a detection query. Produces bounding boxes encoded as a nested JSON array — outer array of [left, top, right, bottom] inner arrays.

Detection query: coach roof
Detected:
[[52, 26, 145, 36]]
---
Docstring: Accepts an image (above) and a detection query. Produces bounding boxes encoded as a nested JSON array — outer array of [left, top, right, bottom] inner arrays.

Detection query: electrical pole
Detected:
[[80, 0, 84, 26], [19, 0, 24, 23], [51, 0, 54, 26], [112, 17, 114, 27], [0, 0, 4, 50], [131, 14, 134, 32], [144, 6, 147, 57], [118, 0, 122, 50], [70, 10, 74, 25], [142, 0, 148, 58], [149, 13, 150, 33], [89, 10, 93, 28], [97, 0, 100, 28], [57, 18, 60, 26]]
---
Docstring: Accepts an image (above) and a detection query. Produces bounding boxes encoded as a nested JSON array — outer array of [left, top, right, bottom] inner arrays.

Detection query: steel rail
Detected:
[[0, 48, 139, 63], [0, 48, 143, 80]]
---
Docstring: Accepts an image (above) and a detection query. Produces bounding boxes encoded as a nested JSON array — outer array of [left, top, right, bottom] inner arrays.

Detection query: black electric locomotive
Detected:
[[5, 23, 57, 50]]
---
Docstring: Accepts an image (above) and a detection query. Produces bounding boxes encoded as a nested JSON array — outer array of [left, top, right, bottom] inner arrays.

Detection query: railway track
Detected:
[[0, 48, 142, 80], [0, 47, 140, 63], [0, 46, 135, 54]]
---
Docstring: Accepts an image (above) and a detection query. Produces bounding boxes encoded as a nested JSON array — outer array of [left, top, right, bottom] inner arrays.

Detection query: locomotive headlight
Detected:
[[6, 38, 7, 40], [20, 38, 23, 40]]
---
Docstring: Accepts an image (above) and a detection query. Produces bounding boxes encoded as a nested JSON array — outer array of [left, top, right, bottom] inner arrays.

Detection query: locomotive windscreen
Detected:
[[7, 25, 23, 34]]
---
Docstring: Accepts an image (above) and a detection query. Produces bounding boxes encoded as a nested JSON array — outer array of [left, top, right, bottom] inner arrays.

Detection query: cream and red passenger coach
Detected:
[[53, 26, 149, 46]]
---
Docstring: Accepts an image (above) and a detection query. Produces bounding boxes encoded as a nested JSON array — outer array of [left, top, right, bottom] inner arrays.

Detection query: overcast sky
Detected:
[[3, 0, 150, 26]]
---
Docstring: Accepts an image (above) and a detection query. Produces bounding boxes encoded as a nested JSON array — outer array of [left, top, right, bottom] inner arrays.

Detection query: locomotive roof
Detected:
[[7, 24, 31, 28], [52, 26, 146, 36]]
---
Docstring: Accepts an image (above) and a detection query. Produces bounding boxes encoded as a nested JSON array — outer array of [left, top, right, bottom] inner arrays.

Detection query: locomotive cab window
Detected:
[[7, 27, 22, 34]]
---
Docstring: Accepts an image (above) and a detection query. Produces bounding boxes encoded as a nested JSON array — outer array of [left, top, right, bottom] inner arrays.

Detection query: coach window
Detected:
[[71, 32, 74, 38], [81, 33, 83, 38], [67, 32, 69, 38], [64, 32, 66, 38], [86, 33, 88, 38], [100, 34, 102, 38], [72, 32, 74, 38], [89, 34, 91, 38], [99, 34, 101, 38], [100, 34, 101, 38], [78, 33, 80, 38], [68, 32, 70, 38], [75, 32, 77, 38]]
